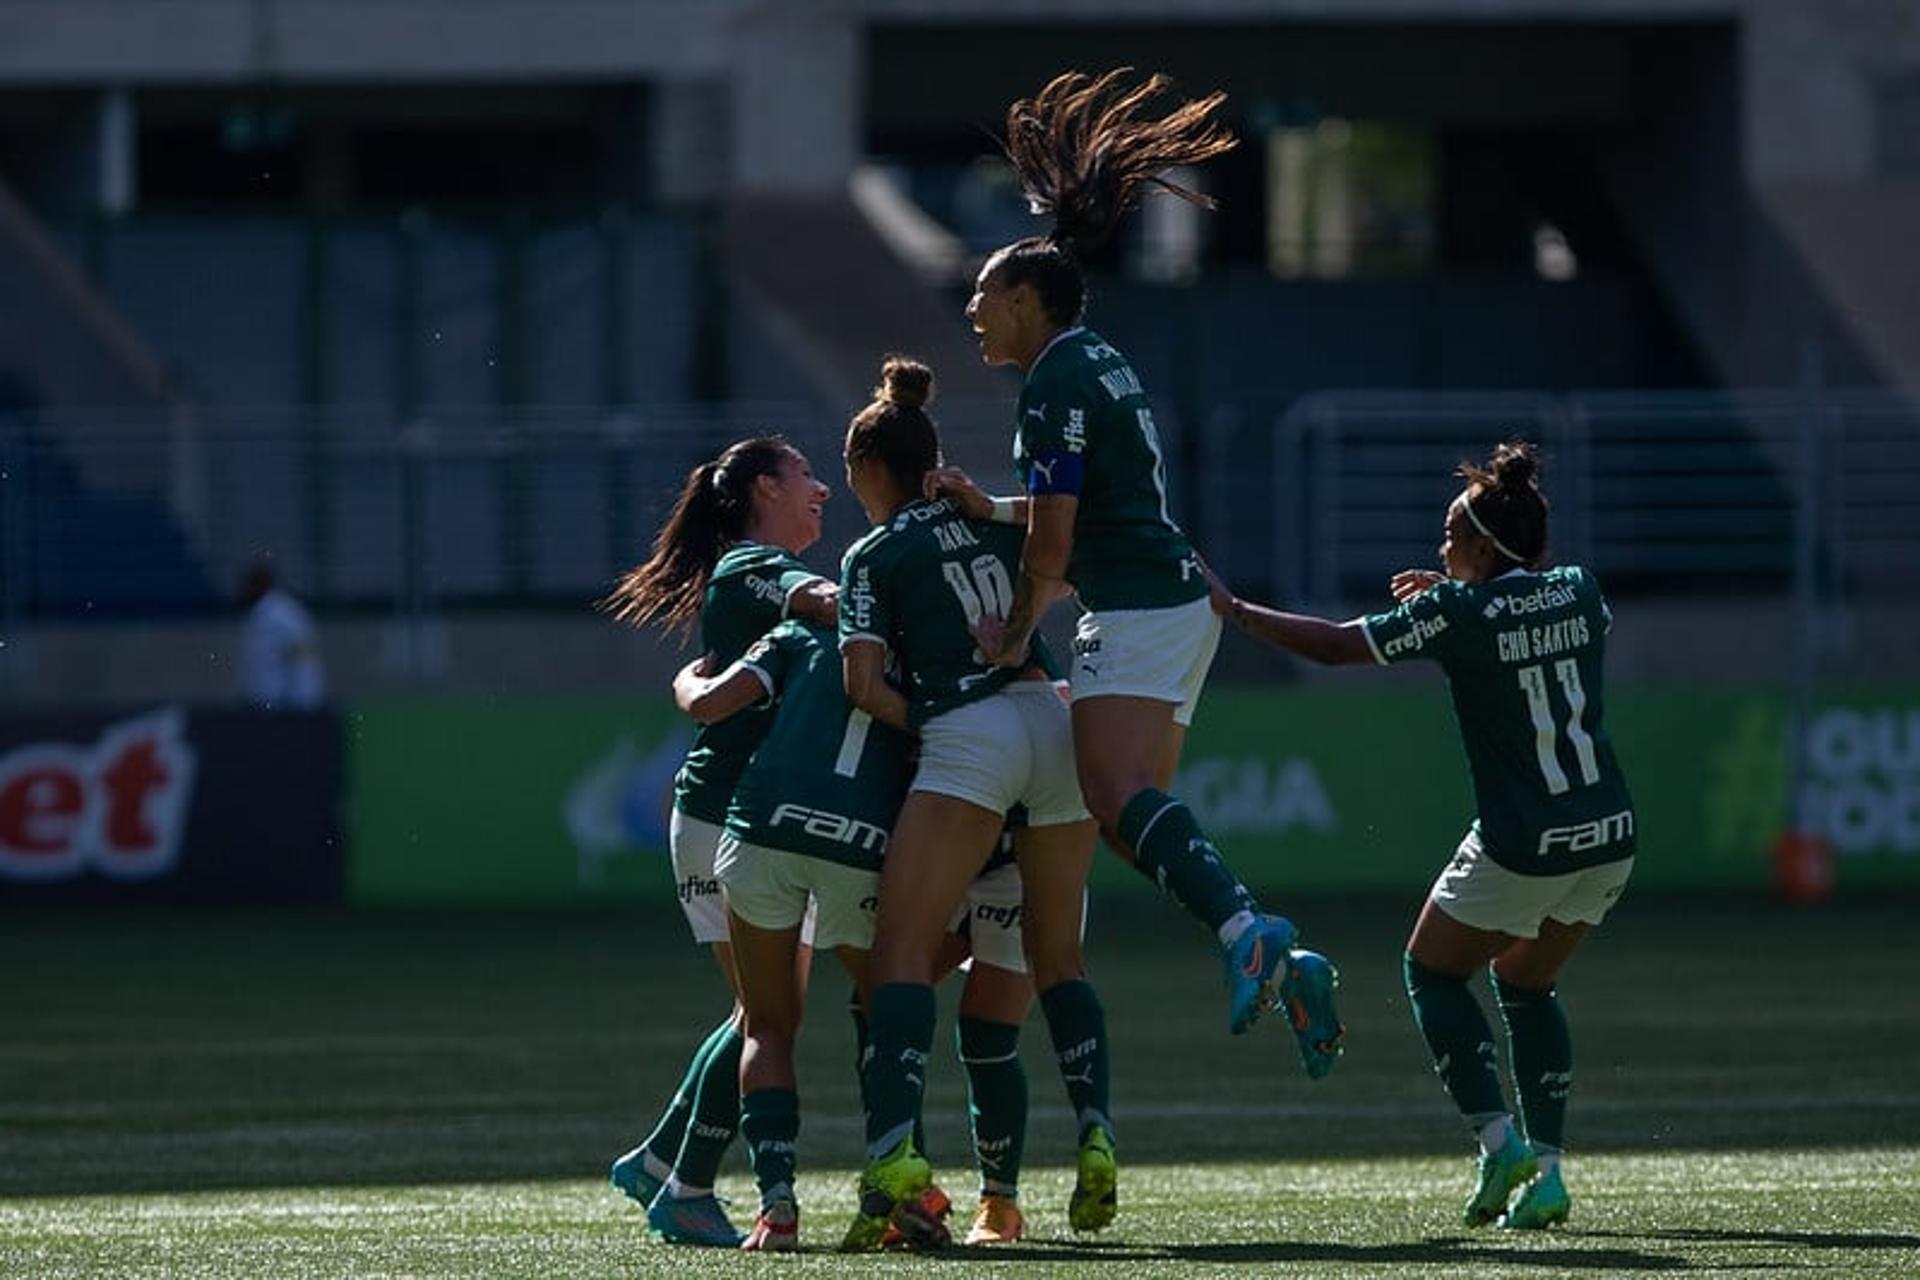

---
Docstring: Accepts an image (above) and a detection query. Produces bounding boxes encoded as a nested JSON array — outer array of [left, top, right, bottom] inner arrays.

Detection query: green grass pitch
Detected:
[[3, 892, 1917, 1276]]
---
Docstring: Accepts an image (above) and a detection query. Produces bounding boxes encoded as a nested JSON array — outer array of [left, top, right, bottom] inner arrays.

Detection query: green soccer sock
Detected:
[[641, 1015, 734, 1167], [863, 982, 936, 1161], [1494, 974, 1572, 1153], [740, 1087, 801, 1210], [669, 1017, 743, 1190], [853, 987, 930, 1160], [1403, 954, 1509, 1129], [1118, 788, 1259, 933], [1039, 979, 1113, 1143], [957, 1017, 1028, 1198]]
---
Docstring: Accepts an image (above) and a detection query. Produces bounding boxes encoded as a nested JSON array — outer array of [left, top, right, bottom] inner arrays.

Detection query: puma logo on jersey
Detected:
[[1030, 457, 1058, 486], [1025, 404, 1047, 422]]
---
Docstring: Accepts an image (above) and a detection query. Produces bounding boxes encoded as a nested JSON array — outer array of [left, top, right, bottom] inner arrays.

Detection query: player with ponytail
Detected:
[[928, 69, 1345, 1093], [1207, 439, 1636, 1232], [601, 435, 835, 1247]]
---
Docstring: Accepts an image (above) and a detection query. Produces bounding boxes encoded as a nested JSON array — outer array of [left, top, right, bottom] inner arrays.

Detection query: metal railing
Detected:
[[1198, 388, 1920, 608], [3, 388, 1916, 626]]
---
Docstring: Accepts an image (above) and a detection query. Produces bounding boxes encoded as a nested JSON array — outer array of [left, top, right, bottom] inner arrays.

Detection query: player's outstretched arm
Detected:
[[1201, 562, 1374, 667]]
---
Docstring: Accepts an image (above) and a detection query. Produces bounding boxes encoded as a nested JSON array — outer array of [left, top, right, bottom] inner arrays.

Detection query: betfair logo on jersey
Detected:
[[770, 802, 888, 854], [1536, 808, 1635, 857], [1064, 407, 1088, 452], [1382, 613, 1448, 658], [1483, 581, 1577, 620]]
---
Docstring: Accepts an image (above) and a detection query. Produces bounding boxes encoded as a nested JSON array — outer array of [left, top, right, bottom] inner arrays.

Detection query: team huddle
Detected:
[[599, 69, 1636, 1253]]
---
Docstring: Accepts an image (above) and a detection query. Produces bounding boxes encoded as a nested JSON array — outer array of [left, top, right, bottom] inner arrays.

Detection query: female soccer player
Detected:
[[670, 617, 916, 1251], [835, 358, 1107, 1248], [928, 69, 1343, 1064], [672, 630, 1039, 1249], [599, 437, 835, 1245], [1206, 440, 1635, 1231]]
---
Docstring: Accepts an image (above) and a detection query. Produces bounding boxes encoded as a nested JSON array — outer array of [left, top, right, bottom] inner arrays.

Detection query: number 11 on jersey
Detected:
[[1518, 660, 1601, 794]]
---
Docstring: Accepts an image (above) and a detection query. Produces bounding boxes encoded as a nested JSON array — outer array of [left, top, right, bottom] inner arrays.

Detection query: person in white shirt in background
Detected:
[[239, 558, 325, 710]]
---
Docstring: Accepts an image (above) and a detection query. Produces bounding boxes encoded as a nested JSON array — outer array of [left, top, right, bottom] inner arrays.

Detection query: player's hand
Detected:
[[1197, 555, 1237, 619], [924, 466, 992, 520], [1390, 569, 1446, 602], [970, 615, 1030, 668]]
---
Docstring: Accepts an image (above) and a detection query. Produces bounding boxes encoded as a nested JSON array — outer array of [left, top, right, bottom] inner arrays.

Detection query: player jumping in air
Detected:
[[1207, 439, 1635, 1230], [835, 358, 1105, 1248], [928, 69, 1344, 1065], [599, 438, 835, 1246]]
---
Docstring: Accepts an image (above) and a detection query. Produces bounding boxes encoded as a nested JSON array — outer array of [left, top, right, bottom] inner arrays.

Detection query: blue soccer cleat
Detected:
[[1464, 1133, 1539, 1227], [1223, 914, 1297, 1034], [647, 1191, 746, 1247], [610, 1146, 665, 1208], [1276, 948, 1345, 1079], [1499, 1166, 1571, 1230]]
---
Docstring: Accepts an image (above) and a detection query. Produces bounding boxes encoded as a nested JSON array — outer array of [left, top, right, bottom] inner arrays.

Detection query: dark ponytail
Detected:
[[990, 68, 1238, 326], [1458, 439, 1549, 567], [601, 435, 793, 636], [845, 356, 943, 501]]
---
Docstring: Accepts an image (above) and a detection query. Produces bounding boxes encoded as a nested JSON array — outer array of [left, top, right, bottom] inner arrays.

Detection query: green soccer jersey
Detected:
[[673, 542, 825, 824], [1360, 566, 1636, 875], [1014, 327, 1207, 612], [840, 498, 1052, 728], [725, 621, 915, 872]]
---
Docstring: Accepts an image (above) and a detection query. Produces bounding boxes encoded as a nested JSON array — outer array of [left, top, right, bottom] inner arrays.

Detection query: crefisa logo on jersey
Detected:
[[0, 709, 197, 882], [1383, 613, 1448, 658]]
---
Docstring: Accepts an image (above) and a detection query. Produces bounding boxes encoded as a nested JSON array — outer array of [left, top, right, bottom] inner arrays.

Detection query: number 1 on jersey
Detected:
[[1518, 660, 1601, 795], [834, 708, 873, 779]]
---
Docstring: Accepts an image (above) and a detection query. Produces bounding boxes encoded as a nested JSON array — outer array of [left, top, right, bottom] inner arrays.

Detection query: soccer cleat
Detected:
[[1068, 1126, 1118, 1233], [1276, 948, 1346, 1079], [740, 1199, 799, 1252], [1499, 1166, 1571, 1230], [838, 1139, 933, 1252], [1464, 1134, 1540, 1227], [881, 1183, 953, 1250], [646, 1191, 745, 1247], [609, 1146, 665, 1208], [965, 1194, 1025, 1245], [1223, 914, 1298, 1034]]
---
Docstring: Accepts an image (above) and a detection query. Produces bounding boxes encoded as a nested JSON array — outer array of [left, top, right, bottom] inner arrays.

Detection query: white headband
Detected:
[[1463, 495, 1526, 563]]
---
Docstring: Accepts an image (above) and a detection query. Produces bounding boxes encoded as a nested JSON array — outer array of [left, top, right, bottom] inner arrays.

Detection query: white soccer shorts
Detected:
[[1070, 595, 1221, 727], [714, 833, 878, 951], [1429, 828, 1634, 939], [912, 682, 1090, 827]]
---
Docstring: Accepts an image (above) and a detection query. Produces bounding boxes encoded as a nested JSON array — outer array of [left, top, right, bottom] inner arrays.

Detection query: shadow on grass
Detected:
[[1586, 1227, 1920, 1252], [940, 1234, 1691, 1269]]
